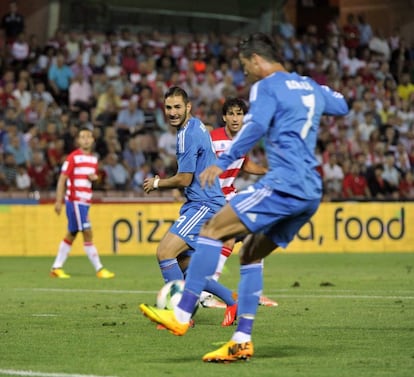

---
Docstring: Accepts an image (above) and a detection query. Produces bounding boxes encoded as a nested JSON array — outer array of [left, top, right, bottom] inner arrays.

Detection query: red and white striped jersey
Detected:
[[61, 149, 97, 204], [210, 127, 246, 200]]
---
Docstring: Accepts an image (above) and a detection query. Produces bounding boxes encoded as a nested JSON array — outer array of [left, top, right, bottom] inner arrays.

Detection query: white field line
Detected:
[[0, 369, 118, 377], [12, 288, 414, 300]]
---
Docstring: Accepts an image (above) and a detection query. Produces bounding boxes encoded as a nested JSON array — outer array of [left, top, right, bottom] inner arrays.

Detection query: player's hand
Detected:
[[88, 173, 98, 181], [143, 175, 159, 194], [199, 165, 223, 188], [54, 201, 62, 215]]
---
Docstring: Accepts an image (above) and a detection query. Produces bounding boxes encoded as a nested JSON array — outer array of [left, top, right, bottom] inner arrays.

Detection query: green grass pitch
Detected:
[[0, 253, 413, 377]]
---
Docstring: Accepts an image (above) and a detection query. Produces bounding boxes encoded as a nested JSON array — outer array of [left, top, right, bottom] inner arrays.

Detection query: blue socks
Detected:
[[178, 236, 222, 313], [235, 262, 263, 335], [205, 279, 236, 306], [159, 258, 183, 283]]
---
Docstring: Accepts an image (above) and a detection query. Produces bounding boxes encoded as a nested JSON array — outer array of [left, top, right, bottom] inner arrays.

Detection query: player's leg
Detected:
[[50, 201, 77, 278], [203, 194, 321, 361], [172, 203, 247, 323], [70, 203, 114, 278], [213, 238, 235, 281], [139, 203, 246, 331], [156, 231, 191, 282], [202, 233, 276, 362]]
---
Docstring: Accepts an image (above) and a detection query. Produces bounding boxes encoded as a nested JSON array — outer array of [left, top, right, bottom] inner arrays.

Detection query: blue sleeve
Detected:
[[320, 85, 349, 116], [216, 81, 272, 171], [177, 132, 198, 174], [216, 119, 266, 171]]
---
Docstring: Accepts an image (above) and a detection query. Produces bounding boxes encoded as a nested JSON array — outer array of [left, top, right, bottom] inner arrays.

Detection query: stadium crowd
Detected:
[[0, 8, 414, 201]]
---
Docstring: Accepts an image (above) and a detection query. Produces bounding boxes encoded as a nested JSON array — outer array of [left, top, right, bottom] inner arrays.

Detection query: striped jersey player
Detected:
[[50, 126, 114, 279]]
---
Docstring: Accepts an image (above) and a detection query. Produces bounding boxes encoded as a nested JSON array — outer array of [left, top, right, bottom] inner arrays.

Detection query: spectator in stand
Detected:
[[69, 72, 93, 113], [46, 138, 65, 183], [48, 53, 73, 107], [104, 54, 124, 96], [343, 14, 360, 50], [15, 163, 30, 191], [32, 81, 55, 106], [121, 45, 138, 77], [399, 171, 414, 200], [358, 111, 377, 142], [157, 125, 177, 171], [2, 152, 18, 189], [4, 130, 30, 166], [366, 163, 399, 200], [92, 72, 108, 101], [94, 101, 118, 130], [94, 83, 122, 119], [0, 81, 17, 109], [27, 150, 52, 191], [115, 98, 145, 148], [70, 54, 93, 83], [65, 31, 80, 64], [89, 43, 106, 75], [397, 72, 414, 101], [1, 1, 25, 44], [342, 161, 371, 200], [394, 142, 411, 175], [121, 137, 145, 178], [131, 162, 153, 193], [62, 121, 79, 154], [357, 14, 373, 53], [326, 14, 341, 50], [382, 152, 400, 189], [390, 38, 411, 81], [10, 32, 29, 71], [322, 153, 344, 200], [12, 78, 31, 111], [103, 152, 129, 190], [0, 154, 8, 190], [229, 57, 245, 90]]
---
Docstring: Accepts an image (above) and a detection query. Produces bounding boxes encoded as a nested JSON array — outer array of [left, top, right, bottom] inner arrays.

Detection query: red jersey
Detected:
[[210, 127, 246, 200], [342, 173, 368, 198], [61, 149, 97, 204]]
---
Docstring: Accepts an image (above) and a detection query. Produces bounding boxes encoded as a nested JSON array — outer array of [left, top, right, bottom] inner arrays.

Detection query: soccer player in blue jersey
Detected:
[[143, 86, 237, 325], [140, 33, 349, 361]]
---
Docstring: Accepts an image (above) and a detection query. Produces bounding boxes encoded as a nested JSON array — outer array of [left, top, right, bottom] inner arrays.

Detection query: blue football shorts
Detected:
[[170, 201, 221, 250], [65, 200, 91, 233], [229, 182, 321, 248]]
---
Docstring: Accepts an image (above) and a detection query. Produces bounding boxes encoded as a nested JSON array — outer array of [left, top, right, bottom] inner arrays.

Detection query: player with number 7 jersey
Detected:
[[225, 75, 348, 201]]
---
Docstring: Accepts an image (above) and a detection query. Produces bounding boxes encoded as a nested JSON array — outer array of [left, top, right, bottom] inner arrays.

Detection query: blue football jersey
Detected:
[[177, 117, 225, 206], [216, 72, 349, 200]]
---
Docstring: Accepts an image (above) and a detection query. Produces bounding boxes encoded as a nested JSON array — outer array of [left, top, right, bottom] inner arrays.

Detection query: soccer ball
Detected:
[[156, 279, 185, 310]]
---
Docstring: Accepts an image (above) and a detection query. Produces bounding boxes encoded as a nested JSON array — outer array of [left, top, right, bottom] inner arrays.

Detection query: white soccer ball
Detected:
[[156, 279, 185, 310]]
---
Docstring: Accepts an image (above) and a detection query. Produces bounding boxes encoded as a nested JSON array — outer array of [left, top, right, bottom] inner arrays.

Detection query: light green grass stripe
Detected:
[[11, 287, 414, 299], [0, 369, 118, 377]]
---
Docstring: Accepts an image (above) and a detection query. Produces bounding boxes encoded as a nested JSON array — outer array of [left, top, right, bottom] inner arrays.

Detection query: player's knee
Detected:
[[199, 220, 219, 239], [156, 246, 175, 261], [70, 231, 78, 237]]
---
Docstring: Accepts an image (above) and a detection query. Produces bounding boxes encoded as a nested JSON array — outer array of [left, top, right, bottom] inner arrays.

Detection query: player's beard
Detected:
[[169, 109, 188, 128]]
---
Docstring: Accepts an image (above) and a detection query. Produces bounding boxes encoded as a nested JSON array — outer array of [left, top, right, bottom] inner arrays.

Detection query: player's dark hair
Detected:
[[239, 32, 279, 62], [222, 98, 248, 115], [78, 124, 94, 134], [164, 86, 189, 104]]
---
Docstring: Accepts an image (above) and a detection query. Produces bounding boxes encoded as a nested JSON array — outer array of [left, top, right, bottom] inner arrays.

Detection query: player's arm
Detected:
[[201, 120, 266, 188], [54, 173, 68, 215], [242, 158, 268, 175], [216, 118, 266, 172], [143, 172, 193, 194], [320, 86, 349, 116]]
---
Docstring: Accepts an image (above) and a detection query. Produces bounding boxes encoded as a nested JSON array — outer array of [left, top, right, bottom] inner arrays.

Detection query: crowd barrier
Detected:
[[0, 201, 412, 256]]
